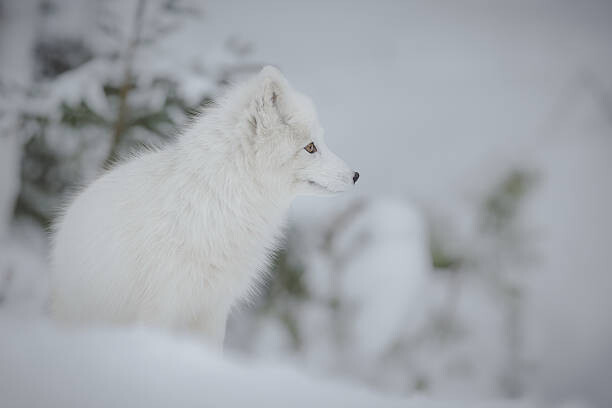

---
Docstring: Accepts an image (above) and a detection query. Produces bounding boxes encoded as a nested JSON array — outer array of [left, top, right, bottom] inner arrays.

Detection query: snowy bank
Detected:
[[0, 314, 551, 408], [0, 315, 403, 408]]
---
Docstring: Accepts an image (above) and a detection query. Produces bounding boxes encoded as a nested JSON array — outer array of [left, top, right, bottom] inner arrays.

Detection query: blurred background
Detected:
[[0, 0, 611, 407]]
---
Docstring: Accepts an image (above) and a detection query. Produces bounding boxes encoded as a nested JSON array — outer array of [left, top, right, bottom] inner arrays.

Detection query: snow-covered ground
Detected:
[[2, 312, 573, 408], [1, 314, 406, 408]]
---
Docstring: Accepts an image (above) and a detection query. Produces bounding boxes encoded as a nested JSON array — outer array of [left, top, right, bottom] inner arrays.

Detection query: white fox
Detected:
[[50, 66, 359, 348]]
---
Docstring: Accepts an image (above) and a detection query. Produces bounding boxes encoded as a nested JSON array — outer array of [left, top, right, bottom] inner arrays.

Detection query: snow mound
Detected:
[[336, 199, 430, 357], [0, 314, 556, 408], [0, 315, 411, 408]]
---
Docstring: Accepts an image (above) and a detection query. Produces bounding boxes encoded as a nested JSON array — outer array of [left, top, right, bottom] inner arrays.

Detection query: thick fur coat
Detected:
[[50, 67, 358, 348]]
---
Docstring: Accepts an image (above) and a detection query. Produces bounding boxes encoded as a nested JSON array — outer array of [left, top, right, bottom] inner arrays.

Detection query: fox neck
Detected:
[[168, 125, 294, 298], [174, 124, 294, 211]]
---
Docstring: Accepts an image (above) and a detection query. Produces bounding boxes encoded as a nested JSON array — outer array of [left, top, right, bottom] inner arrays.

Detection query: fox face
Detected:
[[244, 66, 359, 196]]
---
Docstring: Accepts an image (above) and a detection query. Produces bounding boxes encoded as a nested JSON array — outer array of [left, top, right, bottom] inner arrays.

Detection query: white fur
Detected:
[[50, 67, 357, 348]]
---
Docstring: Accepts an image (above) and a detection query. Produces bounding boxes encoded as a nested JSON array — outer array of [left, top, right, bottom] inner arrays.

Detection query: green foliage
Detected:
[[269, 249, 309, 300], [257, 248, 309, 350], [60, 101, 110, 128], [259, 249, 309, 310], [430, 237, 463, 270], [480, 169, 537, 234], [15, 79, 209, 226]]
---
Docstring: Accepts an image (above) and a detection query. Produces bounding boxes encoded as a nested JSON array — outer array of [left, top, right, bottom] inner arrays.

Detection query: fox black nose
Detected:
[[353, 172, 360, 184]]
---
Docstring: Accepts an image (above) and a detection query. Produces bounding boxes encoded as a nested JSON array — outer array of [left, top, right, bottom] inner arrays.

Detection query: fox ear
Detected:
[[248, 66, 289, 134]]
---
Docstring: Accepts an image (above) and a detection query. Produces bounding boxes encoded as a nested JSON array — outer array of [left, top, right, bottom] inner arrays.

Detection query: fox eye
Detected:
[[304, 142, 317, 154]]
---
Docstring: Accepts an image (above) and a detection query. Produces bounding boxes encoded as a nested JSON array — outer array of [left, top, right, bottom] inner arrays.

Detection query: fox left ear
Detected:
[[248, 66, 289, 134]]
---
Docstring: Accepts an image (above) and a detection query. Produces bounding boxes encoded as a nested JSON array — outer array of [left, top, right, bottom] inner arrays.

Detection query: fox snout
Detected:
[[353, 172, 360, 184]]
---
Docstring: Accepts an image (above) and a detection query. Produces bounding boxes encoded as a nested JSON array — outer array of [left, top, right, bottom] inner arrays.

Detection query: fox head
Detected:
[[232, 66, 359, 196]]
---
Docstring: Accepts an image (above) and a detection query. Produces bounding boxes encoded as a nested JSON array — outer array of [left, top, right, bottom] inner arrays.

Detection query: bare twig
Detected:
[[104, 0, 147, 168]]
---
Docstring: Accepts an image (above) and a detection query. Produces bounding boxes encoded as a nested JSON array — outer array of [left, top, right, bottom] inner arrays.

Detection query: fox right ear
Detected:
[[248, 66, 289, 134]]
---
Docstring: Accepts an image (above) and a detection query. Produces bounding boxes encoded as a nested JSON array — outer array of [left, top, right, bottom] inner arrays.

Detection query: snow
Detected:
[[0, 314, 398, 408], [0, 312, 578, 408], [333, 199, 430, 356], [228, 198, 517, 400]]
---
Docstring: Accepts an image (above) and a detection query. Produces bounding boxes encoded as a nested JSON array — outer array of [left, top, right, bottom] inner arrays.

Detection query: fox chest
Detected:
[[151, 215, 280, 300]]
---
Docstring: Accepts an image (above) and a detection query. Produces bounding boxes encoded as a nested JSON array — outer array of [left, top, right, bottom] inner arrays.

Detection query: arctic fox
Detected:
[[50, 66, 359, 348]]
